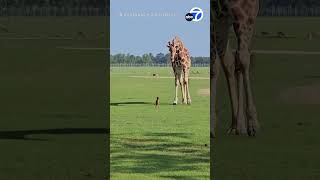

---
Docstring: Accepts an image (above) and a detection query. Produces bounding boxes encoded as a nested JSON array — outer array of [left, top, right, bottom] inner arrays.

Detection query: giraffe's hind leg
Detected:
[[178, 69, 187, 104], [215, 15, 244, 135], [184, 68, 191, 105], [173, 71, 179, 105], [234, 22, 259, 136]]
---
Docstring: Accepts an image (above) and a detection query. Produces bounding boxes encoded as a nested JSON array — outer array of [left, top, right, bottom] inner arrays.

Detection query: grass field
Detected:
[[0, 17, 108, 180], [1, 16, 320, 180], [110, 67, 210, 179], [214, 17, 320, 180]]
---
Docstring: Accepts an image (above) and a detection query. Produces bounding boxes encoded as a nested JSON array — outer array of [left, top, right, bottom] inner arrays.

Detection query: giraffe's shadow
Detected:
[[110, 102, 173, 106], [110, 102, 153, 106], [0, 128, 109, 141]]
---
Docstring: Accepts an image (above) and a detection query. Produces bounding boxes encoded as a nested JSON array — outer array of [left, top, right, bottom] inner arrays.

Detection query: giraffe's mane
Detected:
[[173, 36, 184, 50], [170, 36, 190, 62]]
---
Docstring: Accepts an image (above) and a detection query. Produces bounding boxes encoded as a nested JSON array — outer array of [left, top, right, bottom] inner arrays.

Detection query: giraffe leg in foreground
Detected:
[[235, 24, 259, 136], [210, 3, 218, 138], [210, 57, 219, 138], [215, 15, 247, 135]]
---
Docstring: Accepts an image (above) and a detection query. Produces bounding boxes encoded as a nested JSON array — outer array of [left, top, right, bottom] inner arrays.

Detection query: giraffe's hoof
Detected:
[[247, 120, 259, 136], [227, 128, 237, 135], [236, 128, 248, 136], [172, 102, 177, 105], [187, 100, 192, 105], [247, 126, 257, 136], [247, 129, 256, 136]]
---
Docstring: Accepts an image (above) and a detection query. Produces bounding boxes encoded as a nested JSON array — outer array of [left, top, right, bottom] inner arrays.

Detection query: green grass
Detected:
[[0, 17, 108, 180], [230, 17, 320, 51], [110, 67, 210, 179], [214, 17, 320, 180], [1, 16, 320, 180]]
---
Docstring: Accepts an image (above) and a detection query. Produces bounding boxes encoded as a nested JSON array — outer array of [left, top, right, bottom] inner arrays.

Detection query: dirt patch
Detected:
[[278, 84, 320, 104], [197, 88, 210, 96]]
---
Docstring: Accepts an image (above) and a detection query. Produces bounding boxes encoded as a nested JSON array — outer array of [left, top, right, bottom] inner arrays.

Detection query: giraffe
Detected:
[[210, 0, 260, 137], [167, 36, 192, 105]]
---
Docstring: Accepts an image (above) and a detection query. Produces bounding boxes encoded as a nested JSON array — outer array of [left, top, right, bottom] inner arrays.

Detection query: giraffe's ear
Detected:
[[167, 41, 171, 48]]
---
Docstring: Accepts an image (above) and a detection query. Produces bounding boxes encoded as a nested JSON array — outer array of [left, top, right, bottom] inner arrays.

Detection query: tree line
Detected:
[[2, 0, 320, 8], [1, 0, 105, 8], [110, 53, 210, 65], [261, 0, 320, 8]]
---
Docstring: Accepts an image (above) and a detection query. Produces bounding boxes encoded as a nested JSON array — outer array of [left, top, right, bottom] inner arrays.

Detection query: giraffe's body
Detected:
[[167, 36, 192, 105], [211, 0, 260, 137]]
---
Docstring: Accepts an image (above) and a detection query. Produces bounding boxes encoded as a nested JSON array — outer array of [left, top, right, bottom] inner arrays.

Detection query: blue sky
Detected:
[[110, 0, 210, 57]]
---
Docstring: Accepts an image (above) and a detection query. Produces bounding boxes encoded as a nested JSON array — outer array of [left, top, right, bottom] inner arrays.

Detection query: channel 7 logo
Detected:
[[185, 7, 203, 22]]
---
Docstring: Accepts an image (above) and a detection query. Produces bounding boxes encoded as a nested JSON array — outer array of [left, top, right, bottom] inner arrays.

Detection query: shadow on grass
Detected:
[[110, 102, 153, 106], [0, 128, 109, 141], [39, 113, 89, 119], [161, 175, 209, 180], [110, 101, 176, 106], [304, 75, 320, 79], [144, 132, 193, 138], [111, 132, 209, 179]]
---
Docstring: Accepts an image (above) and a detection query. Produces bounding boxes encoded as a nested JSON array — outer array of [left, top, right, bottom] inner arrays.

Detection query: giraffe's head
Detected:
[[167, 41, 179, 62]]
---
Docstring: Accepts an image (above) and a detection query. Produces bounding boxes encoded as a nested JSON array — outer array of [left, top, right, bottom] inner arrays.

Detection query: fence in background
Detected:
[[258, 7, 320, 16], [0, 7, 107, 16], [0, 7, 320, 16], [111, 63, 209, 67]]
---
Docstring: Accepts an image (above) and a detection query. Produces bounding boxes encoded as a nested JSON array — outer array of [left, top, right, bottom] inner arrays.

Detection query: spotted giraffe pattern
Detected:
[[167, 36, 192, 105], [210, 0, 260, 138]]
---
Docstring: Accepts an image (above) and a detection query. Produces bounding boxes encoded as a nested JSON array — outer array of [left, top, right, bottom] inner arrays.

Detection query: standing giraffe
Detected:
[[210, 0, 260, 137], [167, 36, 192, 105]]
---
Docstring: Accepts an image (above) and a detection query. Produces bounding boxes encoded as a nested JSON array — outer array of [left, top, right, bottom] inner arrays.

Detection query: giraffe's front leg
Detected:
[[173, 75, 179, 105], [179, 73, 187, 104], [210, 56, 219, 138], [239, 49, 259, 136], [235, 66, 247, 135], [184, 69, 191, 104]]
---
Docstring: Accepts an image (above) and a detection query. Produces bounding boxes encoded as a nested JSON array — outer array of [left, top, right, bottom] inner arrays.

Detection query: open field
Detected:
[[1, 16, 320, 180], [0, 17, 108, 179], [110, 67, 210, 179], [235, 17, 320, 52], [214, 17, 320, 180]]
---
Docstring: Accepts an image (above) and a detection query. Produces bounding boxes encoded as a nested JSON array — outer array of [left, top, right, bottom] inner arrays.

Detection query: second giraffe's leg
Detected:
[[210, 4, 219, 138], [235, 54, 247, 135], [210, 55, 219, 138], [237, 29, 259, 136], [184, 68, 192, 104], [215, 15, 239, 134]]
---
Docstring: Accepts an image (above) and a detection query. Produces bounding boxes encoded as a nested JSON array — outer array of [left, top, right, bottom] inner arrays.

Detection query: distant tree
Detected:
[[154, 53, 166, 64], [140, 54, 151, 64]]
